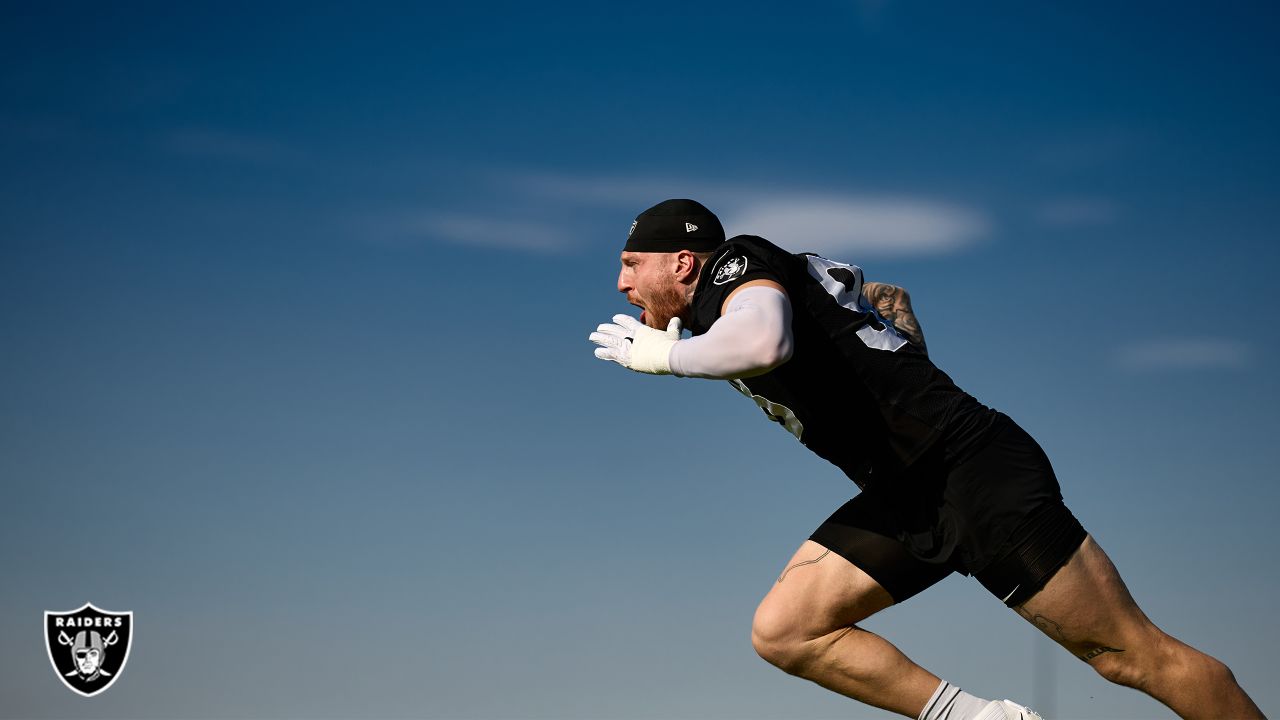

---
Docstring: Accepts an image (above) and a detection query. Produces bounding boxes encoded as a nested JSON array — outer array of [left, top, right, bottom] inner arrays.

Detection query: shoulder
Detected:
[[690, 237, 797, 334], [705, 235, 794, 285]]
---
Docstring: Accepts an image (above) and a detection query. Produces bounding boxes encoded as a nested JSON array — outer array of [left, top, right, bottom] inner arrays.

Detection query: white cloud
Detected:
[[501, 171, 989, 257], [724, 196, 987, 256], [1114, 338, 1254, 371], [395, 171, 987, 257], [407, 214, 573, 253]]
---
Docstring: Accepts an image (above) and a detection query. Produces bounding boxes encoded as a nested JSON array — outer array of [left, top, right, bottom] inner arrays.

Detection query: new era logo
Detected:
[[685, 222, 698, 232]]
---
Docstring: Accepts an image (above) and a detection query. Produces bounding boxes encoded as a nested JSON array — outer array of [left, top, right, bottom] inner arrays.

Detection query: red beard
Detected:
[[639, 282, 686, 329]]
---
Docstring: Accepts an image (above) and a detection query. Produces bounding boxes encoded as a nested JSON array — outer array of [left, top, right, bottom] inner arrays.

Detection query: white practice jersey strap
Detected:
[[669, 285, 793, 380]]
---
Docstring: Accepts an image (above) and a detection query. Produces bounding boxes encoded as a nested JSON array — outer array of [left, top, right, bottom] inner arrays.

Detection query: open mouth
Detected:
[[628, 297, 647, 325]]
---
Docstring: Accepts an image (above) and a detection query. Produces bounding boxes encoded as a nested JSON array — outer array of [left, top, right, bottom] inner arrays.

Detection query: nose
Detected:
[[617, 268, 631, 294]]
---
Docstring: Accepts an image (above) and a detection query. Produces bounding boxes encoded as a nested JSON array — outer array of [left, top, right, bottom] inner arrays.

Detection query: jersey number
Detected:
[[729, 380, 804, 441], [803, 255, 908, 352]]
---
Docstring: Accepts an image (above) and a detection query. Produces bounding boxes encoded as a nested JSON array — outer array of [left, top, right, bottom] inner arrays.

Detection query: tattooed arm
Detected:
[[862, 282, 927, 353]]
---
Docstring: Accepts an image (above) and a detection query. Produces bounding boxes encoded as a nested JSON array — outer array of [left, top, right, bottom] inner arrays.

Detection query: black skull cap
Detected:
[[624, 198, 725, 253]]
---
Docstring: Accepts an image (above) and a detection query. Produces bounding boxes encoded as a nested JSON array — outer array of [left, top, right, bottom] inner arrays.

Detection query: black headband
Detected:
[[624, 198, 725, 253]]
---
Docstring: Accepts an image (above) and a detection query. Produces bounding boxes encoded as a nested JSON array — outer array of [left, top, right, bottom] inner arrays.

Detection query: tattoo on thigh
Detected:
[[1016, 607, 1068, 642], [777, 549, 830, 584], [1081, 646, 1125, 662], [1015, 608, 1127, 663]]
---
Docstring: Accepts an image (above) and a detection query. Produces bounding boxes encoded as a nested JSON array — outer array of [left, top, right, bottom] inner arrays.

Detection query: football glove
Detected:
[[589, 315, 681, 375]]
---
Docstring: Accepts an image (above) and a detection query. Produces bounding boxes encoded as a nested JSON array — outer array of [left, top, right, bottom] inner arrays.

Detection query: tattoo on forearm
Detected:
[[777, 549, 830, 583], [1082, 646, 1125, 662], [862, 282, 927, 352]]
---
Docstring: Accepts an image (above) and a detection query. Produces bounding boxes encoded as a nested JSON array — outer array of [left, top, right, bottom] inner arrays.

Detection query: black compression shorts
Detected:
[[808, 414, 1087, 607]]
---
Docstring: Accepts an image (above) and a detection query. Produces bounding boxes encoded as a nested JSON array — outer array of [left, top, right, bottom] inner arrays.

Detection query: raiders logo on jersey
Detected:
[[712, 255, 748, 285]]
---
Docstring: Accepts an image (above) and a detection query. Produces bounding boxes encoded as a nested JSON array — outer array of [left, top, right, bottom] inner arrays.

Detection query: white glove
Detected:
[[589, 314, 682, 374]]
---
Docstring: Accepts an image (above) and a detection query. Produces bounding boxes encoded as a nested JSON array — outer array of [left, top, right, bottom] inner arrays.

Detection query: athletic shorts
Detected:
[[808, 413, 1087, 607]]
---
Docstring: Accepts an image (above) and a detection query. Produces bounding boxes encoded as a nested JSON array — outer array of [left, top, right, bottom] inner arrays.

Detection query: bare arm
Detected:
[[862, 281, 927, 353]]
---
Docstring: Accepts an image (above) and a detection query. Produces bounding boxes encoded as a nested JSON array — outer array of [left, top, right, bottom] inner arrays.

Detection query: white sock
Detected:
[[918, 680, 992, 720]]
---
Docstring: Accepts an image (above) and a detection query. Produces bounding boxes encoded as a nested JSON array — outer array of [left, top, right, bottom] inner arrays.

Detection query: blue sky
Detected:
[[2, 2, 1278, 718]]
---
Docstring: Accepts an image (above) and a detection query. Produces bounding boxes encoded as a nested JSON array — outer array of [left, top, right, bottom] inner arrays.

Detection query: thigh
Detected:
[[754, 540, 896, 641], [755, 491, 958, 640], [1014, 534, 1161, 661]]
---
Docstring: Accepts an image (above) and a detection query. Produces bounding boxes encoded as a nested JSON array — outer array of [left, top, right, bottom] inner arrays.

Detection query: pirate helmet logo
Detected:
[[44, 602, 133, 697]]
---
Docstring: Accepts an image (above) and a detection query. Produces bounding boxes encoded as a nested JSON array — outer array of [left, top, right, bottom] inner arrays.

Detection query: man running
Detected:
[[588, 199, 1264, 720]]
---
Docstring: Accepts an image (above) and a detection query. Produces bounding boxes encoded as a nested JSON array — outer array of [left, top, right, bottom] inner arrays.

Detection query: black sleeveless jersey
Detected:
[[687, 235, 999, 487]]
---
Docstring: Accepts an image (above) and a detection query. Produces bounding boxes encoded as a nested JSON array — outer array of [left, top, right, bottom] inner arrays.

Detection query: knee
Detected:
[[1088, 630, 1174, 690], [1088, 648, 1146, 689], [750, 601, 816, 675], [1089, 633, 1236, 694]]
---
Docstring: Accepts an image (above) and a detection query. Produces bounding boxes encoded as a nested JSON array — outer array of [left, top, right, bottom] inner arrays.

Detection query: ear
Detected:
[[673, 250, 699, 283]]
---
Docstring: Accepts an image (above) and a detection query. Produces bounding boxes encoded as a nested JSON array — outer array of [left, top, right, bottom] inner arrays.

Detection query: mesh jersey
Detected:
[[687, 235, 999, 487]]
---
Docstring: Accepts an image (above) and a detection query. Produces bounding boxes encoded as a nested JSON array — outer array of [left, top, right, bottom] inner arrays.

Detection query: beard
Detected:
[[640, 279, 688, 329]]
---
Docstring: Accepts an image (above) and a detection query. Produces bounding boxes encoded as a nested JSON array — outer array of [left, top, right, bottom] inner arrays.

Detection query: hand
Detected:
[[589, 315, 682, 374]]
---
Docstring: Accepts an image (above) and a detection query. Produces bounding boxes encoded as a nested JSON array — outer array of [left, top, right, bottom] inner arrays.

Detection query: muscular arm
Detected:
[[669, 282, 793, 379], [861, 282, 927, 353]]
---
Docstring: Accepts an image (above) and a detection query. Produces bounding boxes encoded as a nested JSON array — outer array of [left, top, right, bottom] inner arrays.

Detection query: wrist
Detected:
[[630, 336, 676, 374]]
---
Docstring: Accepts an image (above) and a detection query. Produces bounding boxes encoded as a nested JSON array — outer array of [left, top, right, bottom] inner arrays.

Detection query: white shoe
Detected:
[[974, 699, 1044, 720]]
